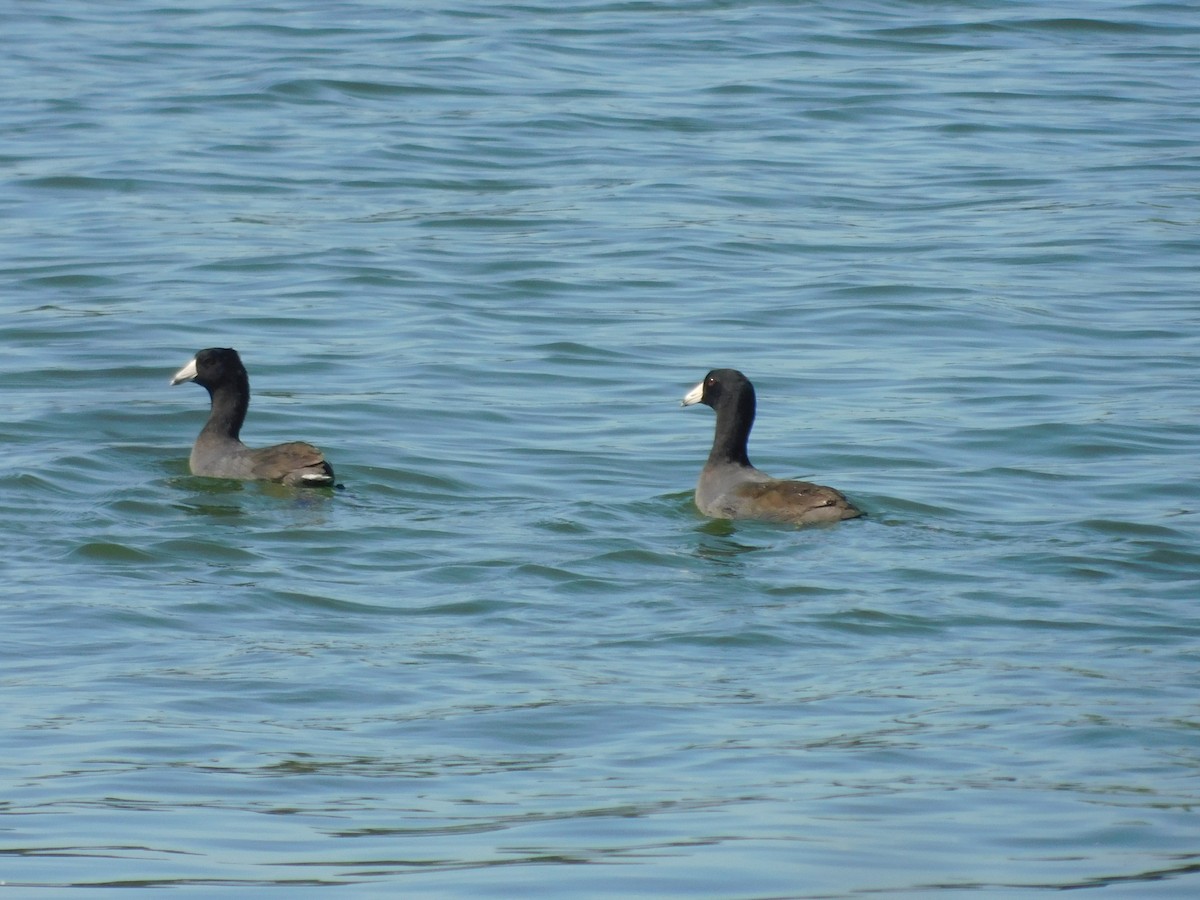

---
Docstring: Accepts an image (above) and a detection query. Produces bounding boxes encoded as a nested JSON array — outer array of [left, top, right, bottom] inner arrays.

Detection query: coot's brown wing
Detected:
[[249, 441, 335, 486], [730, 478, 862, 525]]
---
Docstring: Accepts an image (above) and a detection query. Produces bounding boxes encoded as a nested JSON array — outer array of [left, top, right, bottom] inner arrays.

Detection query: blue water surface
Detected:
[[3, 1, 1199, 896]]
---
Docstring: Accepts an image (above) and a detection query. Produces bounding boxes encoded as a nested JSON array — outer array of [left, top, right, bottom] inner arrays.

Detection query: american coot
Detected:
[[681, 368, 861, 525], [170, 348, 335, 487]]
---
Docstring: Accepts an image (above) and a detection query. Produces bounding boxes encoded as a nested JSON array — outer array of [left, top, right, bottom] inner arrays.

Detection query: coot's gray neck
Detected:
[[708, 388, 755, 468], [200, 375, 249, 442]]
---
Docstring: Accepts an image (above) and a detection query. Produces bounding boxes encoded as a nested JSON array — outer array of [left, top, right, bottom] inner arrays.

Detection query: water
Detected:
[[3, 1, 1200, 895]]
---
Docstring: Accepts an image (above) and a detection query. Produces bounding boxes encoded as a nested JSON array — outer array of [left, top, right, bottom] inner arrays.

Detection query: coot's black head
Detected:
[[681, 368, 755, 411], [170, 348, 248, 390]]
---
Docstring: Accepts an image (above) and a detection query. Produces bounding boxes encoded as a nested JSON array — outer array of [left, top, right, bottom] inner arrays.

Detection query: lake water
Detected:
[[3, 1, 1199, 896]]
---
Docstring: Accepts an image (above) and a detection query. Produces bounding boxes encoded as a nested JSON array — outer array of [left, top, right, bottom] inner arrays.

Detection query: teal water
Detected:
[[4, 1, 1200, 896]]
